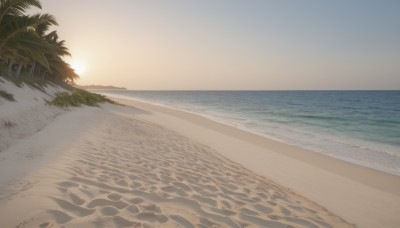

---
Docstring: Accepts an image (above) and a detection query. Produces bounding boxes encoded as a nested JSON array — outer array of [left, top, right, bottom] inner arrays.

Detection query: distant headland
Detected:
[[76, 85, 127, 90]]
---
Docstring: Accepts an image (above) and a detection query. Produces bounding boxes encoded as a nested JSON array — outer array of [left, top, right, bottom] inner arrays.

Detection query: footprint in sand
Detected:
[[99, 206, 119, 216], [170, 215, 195, 228], [52, 197, 95, 217], [46, 210, 73, 224], [113, 215, 139, 227], [126, 205, 140, 214], [136, 212, 169, 223], [87, 198, 128, 209], [67, 192, 85, 205], [129, 197, 145, 204], [107, 193, 122, 201], [58, 181, 79, 188]]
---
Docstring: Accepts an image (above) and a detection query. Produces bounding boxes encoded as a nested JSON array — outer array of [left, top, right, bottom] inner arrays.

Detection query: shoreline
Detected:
[[111, 96, 400, 228], [111, 97, 400, 193], [100, 92, 400, 177]]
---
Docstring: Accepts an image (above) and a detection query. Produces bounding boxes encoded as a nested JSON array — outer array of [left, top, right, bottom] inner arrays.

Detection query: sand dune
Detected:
[[0, 80, 66, 152], [0, 102, 352, 227]]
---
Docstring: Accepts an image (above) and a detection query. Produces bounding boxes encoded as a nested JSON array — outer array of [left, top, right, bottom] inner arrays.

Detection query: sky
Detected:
[[36, 0, 400, 90]]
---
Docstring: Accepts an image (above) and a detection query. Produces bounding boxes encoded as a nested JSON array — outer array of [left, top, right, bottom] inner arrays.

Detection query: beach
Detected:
[[1, 0, 399, 227], [0, 85, 399, 227]]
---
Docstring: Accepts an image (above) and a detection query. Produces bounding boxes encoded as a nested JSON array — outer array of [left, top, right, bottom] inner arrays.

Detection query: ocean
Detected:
[[98, 90, 400, 176]]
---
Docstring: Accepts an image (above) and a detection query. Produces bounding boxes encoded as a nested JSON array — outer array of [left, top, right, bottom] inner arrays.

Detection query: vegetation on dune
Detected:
[[0, 0, 79, 85], [48, 89, 115, 108], [0, 89, 14, 101]]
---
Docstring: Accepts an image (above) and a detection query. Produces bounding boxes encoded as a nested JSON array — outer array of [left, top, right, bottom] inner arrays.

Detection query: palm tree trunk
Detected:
[[16, 63, 23, 77], [29, 61, 36, 77], [7, 59, 14, 77]]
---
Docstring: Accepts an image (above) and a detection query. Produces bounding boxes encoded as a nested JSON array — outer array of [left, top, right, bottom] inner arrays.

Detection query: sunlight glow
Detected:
[[71, 61, 86, 75]]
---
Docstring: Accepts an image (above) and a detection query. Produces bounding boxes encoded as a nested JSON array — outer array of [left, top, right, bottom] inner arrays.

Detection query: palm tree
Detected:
[[0, 0, 79, 84], [0, 0, 57, 77]]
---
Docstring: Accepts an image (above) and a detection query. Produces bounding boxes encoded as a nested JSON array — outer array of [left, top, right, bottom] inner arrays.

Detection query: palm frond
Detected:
[[0, 0, 42, 24], [0, 13, 57, 49]]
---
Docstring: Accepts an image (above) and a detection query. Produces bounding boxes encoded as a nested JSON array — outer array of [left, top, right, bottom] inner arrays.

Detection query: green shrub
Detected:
[[0, 90, 15, 101], [48, 89, 115, 108]]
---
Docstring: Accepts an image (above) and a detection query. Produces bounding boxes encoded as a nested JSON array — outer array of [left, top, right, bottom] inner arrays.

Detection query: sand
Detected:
[[0, 104, 351, 227], [0, 82, 398, 227]]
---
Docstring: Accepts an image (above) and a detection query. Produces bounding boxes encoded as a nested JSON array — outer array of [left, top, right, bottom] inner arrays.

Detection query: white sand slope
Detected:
[[0, 79, 67, 152], [0, 88, 352, 227]]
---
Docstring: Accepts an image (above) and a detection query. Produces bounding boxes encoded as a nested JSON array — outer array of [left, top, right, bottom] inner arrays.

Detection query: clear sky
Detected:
[[37, 0, 400, 90]]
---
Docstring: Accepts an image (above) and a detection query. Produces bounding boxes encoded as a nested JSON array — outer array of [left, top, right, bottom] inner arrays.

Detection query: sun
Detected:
[[71, 61, 86, 75]]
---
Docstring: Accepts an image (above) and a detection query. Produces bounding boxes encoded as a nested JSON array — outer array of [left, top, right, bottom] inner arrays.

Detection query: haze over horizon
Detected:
[[37, 0, 400, 90]]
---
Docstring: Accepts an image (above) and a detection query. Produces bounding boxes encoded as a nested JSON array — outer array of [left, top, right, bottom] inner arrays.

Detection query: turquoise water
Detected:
[[99, 90, 400, 175]]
